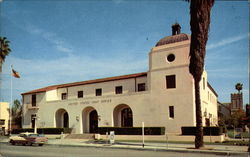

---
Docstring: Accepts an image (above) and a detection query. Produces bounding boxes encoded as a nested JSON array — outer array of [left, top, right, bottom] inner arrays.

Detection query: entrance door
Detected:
[[89, 110, 98, 133], [31, 115, 36, 128], [121, 108, 133, 127], [63, 112, 69, 128]]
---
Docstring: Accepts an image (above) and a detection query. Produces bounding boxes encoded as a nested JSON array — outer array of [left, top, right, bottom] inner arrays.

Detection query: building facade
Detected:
[[222, 93, 243, 114], [0, 102, 9, 135], [230, 93, 243, 113], [22, 24, 218, 134]]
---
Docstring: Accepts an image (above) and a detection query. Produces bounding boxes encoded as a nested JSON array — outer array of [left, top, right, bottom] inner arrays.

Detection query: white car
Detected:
[[9, 132, 48, 146]]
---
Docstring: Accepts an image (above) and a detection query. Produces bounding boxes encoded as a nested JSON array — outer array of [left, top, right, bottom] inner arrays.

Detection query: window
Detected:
[[78, 91, 83, 98], [167, 54, 175, 62], [61, 93, 67, 100], [0, 119, 5, 125], [31, 94, 36, 106], [169, 106, 174, 118], [203, 78, 205, 90], [115, 86, 123, 94], [96, 88, 102, 96], [138, 83, 146, 92], [166, 75, 176, 89]]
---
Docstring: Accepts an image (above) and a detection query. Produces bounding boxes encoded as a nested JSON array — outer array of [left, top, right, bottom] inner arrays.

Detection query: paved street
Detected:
[[0, 143, 248, 157]]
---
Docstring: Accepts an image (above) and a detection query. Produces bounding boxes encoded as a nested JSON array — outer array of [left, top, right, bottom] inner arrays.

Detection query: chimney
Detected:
[[172, 23, 181, 35]]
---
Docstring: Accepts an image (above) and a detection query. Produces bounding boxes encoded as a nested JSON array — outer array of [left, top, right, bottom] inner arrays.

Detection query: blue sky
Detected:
[[0, 0, 249, 106]]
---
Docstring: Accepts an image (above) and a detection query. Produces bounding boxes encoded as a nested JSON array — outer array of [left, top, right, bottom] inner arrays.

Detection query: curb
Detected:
[[45, 143, 249, 156], [1, 141, 248, 156]]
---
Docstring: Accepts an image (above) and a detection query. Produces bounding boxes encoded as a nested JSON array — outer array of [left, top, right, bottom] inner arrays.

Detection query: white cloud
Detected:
[[207, 34, 247, 50], [24, 24, 73, 55]]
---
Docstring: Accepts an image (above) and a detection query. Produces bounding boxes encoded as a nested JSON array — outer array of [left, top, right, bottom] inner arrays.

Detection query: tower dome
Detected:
[[155, 23, 189, 47]]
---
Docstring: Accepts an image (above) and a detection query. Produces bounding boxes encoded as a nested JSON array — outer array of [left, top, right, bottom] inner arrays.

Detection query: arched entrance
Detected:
[[63, 112, 69, 128], [89, 110, 98, 133], [82, 107, 98, 133], [55, 109, 69, 128], [113, 104, 133, 127]]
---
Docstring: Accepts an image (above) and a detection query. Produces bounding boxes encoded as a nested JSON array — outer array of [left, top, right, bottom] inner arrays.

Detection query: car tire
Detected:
[[10, 140, 15, 145], [27, 142, 32, 146], [38, 144, 43, 146]]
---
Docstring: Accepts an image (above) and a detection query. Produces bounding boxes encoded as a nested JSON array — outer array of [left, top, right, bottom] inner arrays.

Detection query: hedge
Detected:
[[98, 127, 165, 135], [12, 128, 72, 134], [181, 126, 223, 136]]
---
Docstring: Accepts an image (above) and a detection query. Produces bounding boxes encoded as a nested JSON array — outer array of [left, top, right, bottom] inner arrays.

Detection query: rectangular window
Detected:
[[31, 94, 36, 106], [0, 119, 5, 125], [169, 106, 174, 118], [78, 91, 83, 98], [61, 93, 67, 100], [203, 78, 205, 90], [96, 88, 102, 96], [166, 75, 176, 89], [138, 83, 146, 92], [115, 86, 123, 94]]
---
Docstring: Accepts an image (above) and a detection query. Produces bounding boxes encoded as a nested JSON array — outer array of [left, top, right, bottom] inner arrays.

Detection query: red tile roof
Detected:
[[155, 33, 189, 47], [21, 72, 147, 95]]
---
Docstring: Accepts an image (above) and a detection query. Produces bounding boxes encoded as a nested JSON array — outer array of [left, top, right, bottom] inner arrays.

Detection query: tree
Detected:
[[229, 109, 245, 128], [235, 83, 243, 93], [11, 99, 22, 127], [188, 0, 214, 149], [0, 37, 11, 72]]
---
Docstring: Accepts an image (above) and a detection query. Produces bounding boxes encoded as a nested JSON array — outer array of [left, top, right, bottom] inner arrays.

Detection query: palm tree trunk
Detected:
[[194, 79, 204, 148], [188, 0, 214, 149]]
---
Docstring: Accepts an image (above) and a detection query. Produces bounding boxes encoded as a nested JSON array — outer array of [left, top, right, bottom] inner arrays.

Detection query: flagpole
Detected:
[[10, 65, 13, 136]]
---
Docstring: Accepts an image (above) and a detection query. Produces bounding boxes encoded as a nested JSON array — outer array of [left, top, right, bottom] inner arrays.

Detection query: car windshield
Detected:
[[28, 134, 45, 137], [28, 134, 39, 137]]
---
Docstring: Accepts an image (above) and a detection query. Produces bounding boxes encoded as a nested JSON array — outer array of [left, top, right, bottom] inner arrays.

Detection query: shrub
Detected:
[[98, 127, 165, 135], [181, 126, 223, 136], [12, 128, 72, 134]]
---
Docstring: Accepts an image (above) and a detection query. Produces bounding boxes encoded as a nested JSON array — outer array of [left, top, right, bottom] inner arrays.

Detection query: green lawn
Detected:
[[227, 130, 250, 138]]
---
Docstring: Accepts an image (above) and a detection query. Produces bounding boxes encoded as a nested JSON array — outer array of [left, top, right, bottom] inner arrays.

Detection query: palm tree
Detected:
[[11, 99, 22, 128], [235, 83, 243, 93], [188, 0, 215, 149], [0, 37, 11, 72]]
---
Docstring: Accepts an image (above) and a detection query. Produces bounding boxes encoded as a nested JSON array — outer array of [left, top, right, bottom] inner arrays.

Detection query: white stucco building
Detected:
[[0, 102, 10, 134], [22, 24, 218, 134]]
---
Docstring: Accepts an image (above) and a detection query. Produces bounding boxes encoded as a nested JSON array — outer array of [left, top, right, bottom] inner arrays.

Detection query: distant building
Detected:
[[0, 102, 9, 135], [246, 104, 250, 118], [230, 93, 243, 112], [217, 101, 231, 122], [223, 93, 243, 114], [21, 24, 218, 134]]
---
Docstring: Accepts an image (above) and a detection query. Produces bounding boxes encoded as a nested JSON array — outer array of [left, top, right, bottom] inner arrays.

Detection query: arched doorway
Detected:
[[82, 107, 98, 133], [121, 108, 133, 127], [63, 112, 69, 128], [89, 110, 98, 133], [113, 104, 133, 127], [55, 109, 69, 128]]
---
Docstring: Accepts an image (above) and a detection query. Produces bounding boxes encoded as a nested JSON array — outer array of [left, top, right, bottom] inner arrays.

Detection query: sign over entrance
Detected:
[[68, 99, 112, 106]]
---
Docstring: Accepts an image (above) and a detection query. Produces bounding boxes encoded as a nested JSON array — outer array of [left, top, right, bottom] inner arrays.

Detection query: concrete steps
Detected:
[[65, 134, 95, 139]]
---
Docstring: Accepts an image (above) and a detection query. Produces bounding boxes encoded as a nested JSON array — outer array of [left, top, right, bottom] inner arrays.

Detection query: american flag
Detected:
[[12, 69, 20, 78]]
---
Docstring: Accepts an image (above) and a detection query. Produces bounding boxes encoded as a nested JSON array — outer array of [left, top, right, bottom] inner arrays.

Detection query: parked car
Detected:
[[9, 132, 48, 146]]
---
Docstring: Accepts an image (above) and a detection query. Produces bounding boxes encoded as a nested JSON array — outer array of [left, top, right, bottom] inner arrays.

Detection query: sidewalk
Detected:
[[1, 137, 249, 156], [47, 139, 249, 156]]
